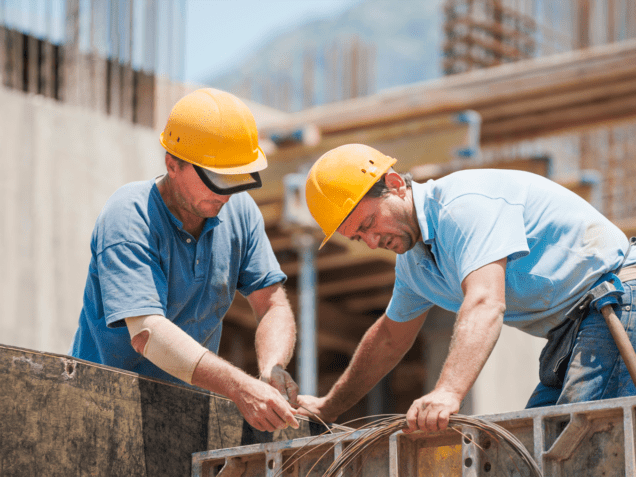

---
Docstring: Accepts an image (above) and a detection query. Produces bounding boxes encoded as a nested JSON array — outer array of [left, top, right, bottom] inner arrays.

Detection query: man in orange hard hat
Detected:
[[69, 88, 299, 433], [297, 143, 636, 433]]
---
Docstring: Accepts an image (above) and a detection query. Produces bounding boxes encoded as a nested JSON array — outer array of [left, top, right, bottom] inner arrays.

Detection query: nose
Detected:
[[208, 190, 231, 203], [364, 233, 380, 250]]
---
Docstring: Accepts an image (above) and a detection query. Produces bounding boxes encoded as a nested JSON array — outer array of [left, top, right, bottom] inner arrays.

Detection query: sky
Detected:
[[184, 0, 363, 84]]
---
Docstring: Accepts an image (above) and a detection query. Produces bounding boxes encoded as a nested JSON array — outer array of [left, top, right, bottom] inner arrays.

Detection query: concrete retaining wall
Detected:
[[0, 86, 164, 354]]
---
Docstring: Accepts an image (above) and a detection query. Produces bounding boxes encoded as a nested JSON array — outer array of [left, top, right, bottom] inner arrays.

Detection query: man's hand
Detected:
[[260, 364, 299, 405], [232, 376, 300, 433], [295, 395, 339, 424], [404, 389, 462, 433]]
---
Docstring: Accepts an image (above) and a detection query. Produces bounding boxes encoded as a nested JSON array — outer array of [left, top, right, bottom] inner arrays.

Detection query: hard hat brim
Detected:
[[194, 165, 262, 196], [160, 133, 268, 175], [197, 145, 268, 175]]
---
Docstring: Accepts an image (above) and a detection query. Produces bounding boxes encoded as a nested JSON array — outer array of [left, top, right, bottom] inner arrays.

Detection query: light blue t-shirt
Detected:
[[386, 169, 635, 337], [69, 179, 286, 384]]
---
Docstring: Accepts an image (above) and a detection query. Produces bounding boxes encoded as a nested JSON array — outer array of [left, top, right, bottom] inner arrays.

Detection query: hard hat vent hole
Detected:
[[361, 169, 367, 174], [169, 131, 172, 136], [369, 160, 375, 164], [177, 137, 180, 142]]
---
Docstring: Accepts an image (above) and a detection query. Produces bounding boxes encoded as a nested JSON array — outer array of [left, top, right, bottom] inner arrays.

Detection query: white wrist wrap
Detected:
[[126, 315, 208, 385]]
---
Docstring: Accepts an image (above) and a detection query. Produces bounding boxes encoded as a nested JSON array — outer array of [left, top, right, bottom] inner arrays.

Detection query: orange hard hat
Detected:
[[305, 144, 397, 249], [159, 88, 266, 193]]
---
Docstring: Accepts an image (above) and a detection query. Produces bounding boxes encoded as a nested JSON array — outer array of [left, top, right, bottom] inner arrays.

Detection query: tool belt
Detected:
[[538, 260, 636, 389], [618, 264, 636, 283]]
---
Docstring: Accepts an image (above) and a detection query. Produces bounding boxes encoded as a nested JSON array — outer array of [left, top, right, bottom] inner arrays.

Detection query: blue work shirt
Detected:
[[386, 169, 636, 337], [69, 178, 286, 384]]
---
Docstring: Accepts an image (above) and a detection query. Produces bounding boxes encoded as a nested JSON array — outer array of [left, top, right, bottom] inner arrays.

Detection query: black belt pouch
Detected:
[[538, 316, 583, 388]]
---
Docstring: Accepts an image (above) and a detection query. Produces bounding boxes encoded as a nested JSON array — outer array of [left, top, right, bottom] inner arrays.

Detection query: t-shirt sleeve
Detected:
[[236, 202, 286, 296], [97, 241, 168, 328], [438, 194, 529, 282], [386, 273, 435, 322]]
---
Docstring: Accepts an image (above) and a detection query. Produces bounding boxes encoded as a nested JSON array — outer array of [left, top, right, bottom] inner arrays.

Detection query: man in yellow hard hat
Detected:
[[297, 143, 636, 433], [69, 88, 299, 433]]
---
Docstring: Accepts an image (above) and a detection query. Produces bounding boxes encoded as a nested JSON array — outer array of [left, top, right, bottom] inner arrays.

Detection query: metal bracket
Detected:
[[543, 414, 591, 462]]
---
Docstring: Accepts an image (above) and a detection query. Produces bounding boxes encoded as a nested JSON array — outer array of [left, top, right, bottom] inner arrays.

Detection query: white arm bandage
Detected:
[[126, 315, 208, 385]]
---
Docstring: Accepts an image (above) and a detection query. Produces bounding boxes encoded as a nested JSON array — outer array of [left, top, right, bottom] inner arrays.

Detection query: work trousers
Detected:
[[526, 279, 636, 408]]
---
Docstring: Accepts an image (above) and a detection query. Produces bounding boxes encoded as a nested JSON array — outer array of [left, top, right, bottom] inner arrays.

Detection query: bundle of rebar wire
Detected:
[[282, 413, 543, 477]]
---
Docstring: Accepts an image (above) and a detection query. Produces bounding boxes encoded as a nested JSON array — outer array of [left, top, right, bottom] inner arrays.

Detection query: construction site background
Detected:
[[1, 0, 636, 426]]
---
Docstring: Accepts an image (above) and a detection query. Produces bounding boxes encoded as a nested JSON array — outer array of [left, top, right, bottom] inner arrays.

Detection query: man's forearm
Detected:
[[435, 298, 504, 400], [192, 349, 253, 398], [255, 306, 296, 374], [323, 316, 412, 417]]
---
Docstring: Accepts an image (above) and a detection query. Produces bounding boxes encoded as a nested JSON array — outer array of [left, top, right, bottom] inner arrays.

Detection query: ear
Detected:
[[165, 153, 178, 177], [384, 171, 407, 198]]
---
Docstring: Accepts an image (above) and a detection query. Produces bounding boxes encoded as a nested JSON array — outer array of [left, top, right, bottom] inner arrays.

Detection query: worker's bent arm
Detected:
[[298, 311, 428, 422], [247, 283, 299, 403], [405, 258, 506, 433], [125, 315, 299, 433]]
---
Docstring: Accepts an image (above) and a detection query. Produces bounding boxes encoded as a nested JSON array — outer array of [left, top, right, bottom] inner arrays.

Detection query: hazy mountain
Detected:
[[201, 0, 443, 112]]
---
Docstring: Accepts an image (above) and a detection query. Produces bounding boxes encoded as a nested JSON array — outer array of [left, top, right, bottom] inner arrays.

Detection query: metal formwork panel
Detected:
[[192, 396, 636, 476]]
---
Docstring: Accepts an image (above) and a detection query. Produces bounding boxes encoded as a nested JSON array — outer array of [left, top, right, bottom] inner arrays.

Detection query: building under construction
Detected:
[[2, 0, 636, 475]]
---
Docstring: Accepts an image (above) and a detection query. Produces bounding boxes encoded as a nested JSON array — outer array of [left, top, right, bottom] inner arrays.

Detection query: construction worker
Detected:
[[69, 88, 299, 433], [297, 143, 636, 433]]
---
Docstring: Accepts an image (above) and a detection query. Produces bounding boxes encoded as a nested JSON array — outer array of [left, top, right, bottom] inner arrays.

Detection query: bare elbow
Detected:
[[466, 294, 506, 325], [485, 298, 506, 325], [130, 329, 149, 354]]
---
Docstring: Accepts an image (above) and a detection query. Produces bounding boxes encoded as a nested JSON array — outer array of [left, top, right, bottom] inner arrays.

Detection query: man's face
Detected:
[[170, 160, 231, 219], [336, 189, 420, 254]]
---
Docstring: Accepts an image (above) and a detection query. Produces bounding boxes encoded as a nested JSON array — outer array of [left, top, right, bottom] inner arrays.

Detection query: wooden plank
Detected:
[[0, 26, 5, 86], [345, 291, 393, 314], [482, 93, 636, 142], [317, 269, 396, 297], [63, 0, 80, 104], [477, 75, 636, 123], [7, 29, 22, 91], [27, 36, 38, 95], [0, 344, 314, 477], [410, 156, 551, 182], [40, 40, 56, 100], [134, 70, 155, 127], [259, 39, 636, 137], [613, 217, 636, 238], [222, 295, 362, 353]]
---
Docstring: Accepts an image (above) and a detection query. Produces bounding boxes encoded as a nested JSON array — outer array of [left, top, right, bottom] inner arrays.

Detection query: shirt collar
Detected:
[[411, 180, 435, 243]]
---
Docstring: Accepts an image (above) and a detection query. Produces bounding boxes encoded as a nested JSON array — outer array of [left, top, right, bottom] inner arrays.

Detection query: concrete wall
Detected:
[[472, 326, 546, 415], [0, 86, 164, 354]]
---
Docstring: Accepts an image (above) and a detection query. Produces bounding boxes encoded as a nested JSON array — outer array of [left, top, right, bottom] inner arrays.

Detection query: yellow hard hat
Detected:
[[159, 88, 266, 194], [305, 144, 397, 249]]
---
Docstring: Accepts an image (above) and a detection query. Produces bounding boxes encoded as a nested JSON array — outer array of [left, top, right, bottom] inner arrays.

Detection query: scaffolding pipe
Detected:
[[295, 232, 318, 397]]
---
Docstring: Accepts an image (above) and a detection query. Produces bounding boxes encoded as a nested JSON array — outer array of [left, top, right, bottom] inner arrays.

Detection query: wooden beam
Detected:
[[344, 292, 393, 314], [482, 93, 636, 142], [317, 269, 395, 297], [477, 75, 636, 123], [612, 217, 636, 238], [410, 156, 551, 182], [222, 294, 366, 354], [259, 39, 636, 139], [281, 252, 394, 277]]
